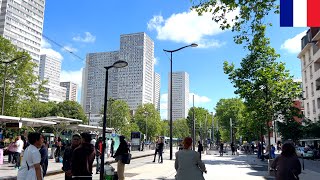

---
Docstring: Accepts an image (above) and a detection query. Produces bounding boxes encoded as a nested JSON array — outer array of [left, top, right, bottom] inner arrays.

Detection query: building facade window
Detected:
[[310, 65, 313, 79], [312, 82, 314, 96]]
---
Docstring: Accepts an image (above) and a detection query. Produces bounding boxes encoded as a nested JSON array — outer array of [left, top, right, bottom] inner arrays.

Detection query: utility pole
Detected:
[[230, 118, 233, 143], [205, 113, 207, 147], [212, 112, 214, 146], [192, 95, 196, 150]]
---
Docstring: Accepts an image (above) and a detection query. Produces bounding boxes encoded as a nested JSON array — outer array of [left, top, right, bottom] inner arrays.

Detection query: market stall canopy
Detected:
[[0, 115, 56, 127], [37, 116, 82, 124]]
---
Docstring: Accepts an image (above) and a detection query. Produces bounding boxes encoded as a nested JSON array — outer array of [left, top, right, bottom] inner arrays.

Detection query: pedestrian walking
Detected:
[[62, 134, 81, 180], [17, 132, 43, 180], [7, 138, 17, 164], [175, 137, 207, 180], [271, 142, 301, 180], [72, 133, 95, 180], [258, 142, 262, 159], [15, 136, 24, 169], [141, 140, 145, 151], [95, 137, 102, 174], [107, 138, 112, 158], [153, 138, 160, 162], [39, 137, 48, 177], [158, 138, 164, 163], [219, 142, 224, 156], [114, 135, 130, 180], [197, 141, 203, 159], [271, 144, 276, 159], [231, 142, 236, 155], [111, 138, 115, 157], [54, 137, 62, 162]]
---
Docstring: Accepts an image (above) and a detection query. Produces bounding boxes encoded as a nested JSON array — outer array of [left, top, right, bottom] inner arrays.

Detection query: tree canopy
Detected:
[[0, 36, 41, 116], [133, 103, 162, 141]]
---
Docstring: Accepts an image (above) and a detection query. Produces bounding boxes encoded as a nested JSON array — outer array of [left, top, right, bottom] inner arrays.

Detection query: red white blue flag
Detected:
[[280, 0, 320, 27]]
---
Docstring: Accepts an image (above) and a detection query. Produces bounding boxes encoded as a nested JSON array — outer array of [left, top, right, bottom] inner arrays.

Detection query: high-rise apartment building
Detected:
[[60, 81, 78, 101], [39, 54, 66, 102], [0, 0, 46, 75], [168, 72, 189, 121], [298, 28, 320, 122], [81, 32, 155, 119], [154, 72, 160, 111]]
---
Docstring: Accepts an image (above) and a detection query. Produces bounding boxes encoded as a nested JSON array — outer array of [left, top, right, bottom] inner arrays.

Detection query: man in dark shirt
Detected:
[[62, 134, 81, 180], [39, 138, 48, 177], [111, 138, 115, 157], [72, 133, 96, 180]]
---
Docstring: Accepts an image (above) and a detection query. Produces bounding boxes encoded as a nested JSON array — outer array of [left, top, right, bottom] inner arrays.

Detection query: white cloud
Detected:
[[60, 69, 83, 88], [147, 8, 239, 48], [280, 30, 307, 53], [72, 32, 96, 43], [63, 45, 78, 53], [159, 92, 211, 119], [154, 57, 159, 65], [40, 39, 63, 61], [189, 93, 211, 105]]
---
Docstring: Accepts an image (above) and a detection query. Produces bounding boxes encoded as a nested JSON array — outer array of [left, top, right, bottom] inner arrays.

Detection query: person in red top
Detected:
[[95, 137, 103, 174]]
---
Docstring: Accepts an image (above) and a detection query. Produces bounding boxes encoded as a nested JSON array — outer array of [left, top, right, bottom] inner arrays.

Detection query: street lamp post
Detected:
[[1, 55, 26, 115], [100, 60, 128, 180], [163, 43, 197, 160]]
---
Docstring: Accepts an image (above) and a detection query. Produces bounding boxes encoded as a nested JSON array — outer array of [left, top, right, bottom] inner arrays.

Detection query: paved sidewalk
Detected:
[[0, 150, 154, 180]]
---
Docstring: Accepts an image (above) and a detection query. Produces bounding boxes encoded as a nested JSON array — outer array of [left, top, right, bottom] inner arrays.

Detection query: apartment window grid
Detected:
[[310, 65, 313, 79], [306, 86, 309, 99], [307, 102, 310, 116], [305, 70, 307, 83], [313, 100, 316, 114]]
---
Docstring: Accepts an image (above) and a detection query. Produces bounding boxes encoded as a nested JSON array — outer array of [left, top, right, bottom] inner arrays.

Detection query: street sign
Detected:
[[6, 122, 22, 129]]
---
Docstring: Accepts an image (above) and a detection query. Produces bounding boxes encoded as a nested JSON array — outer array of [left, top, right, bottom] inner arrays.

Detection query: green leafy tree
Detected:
[[192, 0, 279, 45], [0, 36, 43, 116], [133, 103, 162, 141], [173, 119, 190, 139], [187, 107, 213, 142], [159, 120, 169, 137], [214, 98, 246, 142], [51, 100, 87, 123], [223, 26, 301, 145], [107, 99, 131, 134], [277, 120, 303, 143]]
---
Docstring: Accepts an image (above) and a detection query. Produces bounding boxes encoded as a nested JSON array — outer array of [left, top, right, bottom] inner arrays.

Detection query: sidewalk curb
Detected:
[[0, 153, 154, 180]]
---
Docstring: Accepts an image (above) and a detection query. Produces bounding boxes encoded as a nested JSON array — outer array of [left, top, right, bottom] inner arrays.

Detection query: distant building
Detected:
[[168, 72, 189, 121], [60, 82, 78, 101], [154, 72, 160, 111], [0, 0, 46, 76], [39, 54, 66, 102], [298, 27, 320, 122], [81, 32, 155, 115]]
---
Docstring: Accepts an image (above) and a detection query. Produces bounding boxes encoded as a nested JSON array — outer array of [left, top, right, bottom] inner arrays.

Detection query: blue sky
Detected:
[[41, 0, 307, 119]]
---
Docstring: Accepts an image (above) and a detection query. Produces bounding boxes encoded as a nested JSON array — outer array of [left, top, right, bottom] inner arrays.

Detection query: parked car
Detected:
[[296, 147, 314, 159]]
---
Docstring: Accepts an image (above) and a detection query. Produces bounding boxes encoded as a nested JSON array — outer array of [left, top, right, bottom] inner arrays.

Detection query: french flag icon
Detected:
[[280, 0, 320, 27]]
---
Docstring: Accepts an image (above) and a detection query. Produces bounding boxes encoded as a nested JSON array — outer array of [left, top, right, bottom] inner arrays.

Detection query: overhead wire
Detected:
[[42, 34, 84, 61]]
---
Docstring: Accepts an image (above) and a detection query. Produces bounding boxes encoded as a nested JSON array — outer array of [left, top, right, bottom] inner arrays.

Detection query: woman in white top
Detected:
[[17, 132, 44, 180], [175, 137, 207, 180]]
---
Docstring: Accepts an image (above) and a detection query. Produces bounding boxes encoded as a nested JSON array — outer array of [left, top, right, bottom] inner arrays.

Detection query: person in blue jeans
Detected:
[[271, 144, 276, 159]]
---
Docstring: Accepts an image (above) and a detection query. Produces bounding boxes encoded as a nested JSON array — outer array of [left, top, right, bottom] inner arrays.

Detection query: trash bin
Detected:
[[104, 164, 115, 180]]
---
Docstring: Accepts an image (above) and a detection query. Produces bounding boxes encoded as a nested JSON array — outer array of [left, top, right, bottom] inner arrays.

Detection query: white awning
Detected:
[[0, 115, 56, 127]]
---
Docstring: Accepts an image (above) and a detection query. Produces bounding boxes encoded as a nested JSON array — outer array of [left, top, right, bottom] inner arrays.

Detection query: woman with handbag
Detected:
[[175, 137, 207, 180], [271, 142, 301, 180], [114, 135, 130, 180]]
